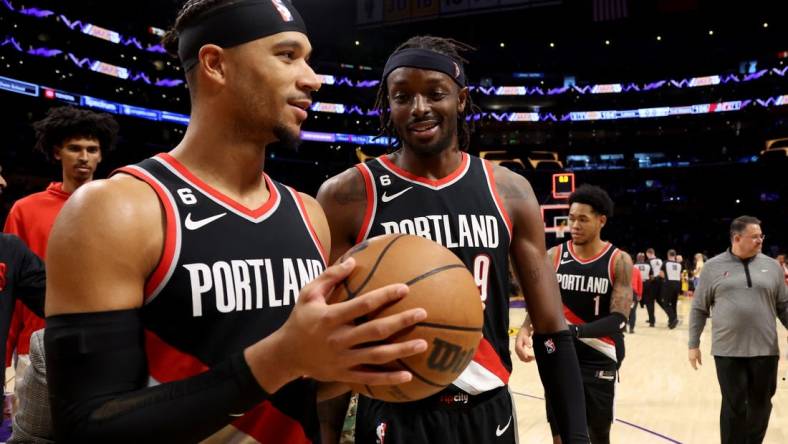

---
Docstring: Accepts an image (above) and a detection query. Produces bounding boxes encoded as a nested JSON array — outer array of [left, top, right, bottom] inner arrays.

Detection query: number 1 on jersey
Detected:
[[594, 295, 600, 316], [473, 254, 491, 302]]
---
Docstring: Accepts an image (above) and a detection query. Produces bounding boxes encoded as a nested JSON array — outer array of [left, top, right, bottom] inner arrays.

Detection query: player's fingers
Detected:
[[326, 284, 410, 324], [340, 369, 413, 387], [344, 339, 428, 367], [301, 257, 356, 301], [332, 308, 427, 348]]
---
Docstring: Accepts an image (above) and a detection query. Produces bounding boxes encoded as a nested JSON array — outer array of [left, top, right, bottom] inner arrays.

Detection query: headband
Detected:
[[382, 48, 466, 87], [177, 0, 307, 71]]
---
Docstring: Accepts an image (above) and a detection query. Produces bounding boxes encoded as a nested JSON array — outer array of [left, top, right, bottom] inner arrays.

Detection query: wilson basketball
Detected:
[[328, 234, 484, 402]]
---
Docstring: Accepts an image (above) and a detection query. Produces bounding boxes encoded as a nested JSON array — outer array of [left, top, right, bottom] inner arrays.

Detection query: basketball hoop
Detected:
[[556, 224, 566, 239]]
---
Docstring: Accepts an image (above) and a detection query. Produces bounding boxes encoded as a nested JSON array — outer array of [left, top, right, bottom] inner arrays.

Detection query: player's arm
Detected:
[[493, 166, 589, 444], [45, 176, 427, 443], [517, 246, 558, 363], [315, 168, 369, 444], [316, 167, 368, 263], [570, 252, 632, 339]]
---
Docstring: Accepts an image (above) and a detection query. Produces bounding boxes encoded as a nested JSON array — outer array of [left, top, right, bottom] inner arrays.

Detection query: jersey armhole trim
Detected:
[[288, 187, 329, 266], [553, 244, 563, 272], [608, 248, 621, 286], [354, 163, 376, 244], [481, 160, 513, 241], [114, 166, 181, 304]]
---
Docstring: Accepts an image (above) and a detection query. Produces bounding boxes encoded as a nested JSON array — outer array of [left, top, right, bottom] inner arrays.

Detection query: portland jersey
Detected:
[[356, 152, 512, 395], [554, 240, 623, 369], [115, 153, 327, 444]]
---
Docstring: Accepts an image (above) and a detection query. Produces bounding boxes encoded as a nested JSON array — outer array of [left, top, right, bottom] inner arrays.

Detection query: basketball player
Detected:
[[660, 249, 682, 329], [317, 36, 587, 444], [43, 1, 429, 442], [523, 184, 632, 444], [3, 106, 117, 408]]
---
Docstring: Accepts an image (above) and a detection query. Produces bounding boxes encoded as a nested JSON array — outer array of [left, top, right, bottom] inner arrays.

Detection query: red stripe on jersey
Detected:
[[157, 153, 279, 219], [471, 337, 510, 384], [290, 188, 328, 265], [563, 306, 615, 346], [354, 164, 375, 244], [482, 160, 514, 238], [144, 329, 208, 381], [567, 241, 612, 264], [233, 399, 311, 444], [379, 152, 469, 187], [608, 248, 621, 286], [115, 167, 178, 302], [553, 244, 563, 271]]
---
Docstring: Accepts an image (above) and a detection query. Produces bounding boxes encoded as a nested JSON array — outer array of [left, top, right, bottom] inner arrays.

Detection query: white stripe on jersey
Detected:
[[452, 361, 506, 395]]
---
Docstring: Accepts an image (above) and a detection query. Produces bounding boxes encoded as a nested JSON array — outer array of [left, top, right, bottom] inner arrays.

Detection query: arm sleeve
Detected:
[[575, 312, 627, 338], [45, 309, 270, 443], [688, 266, 714, 348], [532, 331, 589, 444]]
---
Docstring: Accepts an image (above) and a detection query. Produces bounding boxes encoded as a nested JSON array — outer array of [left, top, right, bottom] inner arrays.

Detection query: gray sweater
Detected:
[[689, 250, 788, 357]]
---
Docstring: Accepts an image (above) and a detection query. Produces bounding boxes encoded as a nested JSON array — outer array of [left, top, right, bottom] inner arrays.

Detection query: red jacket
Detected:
[[631, 265, 643, 301], [3, 182, 70, 364]]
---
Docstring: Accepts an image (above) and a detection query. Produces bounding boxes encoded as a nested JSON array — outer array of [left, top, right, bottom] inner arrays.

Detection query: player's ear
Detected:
[[457, 86, 468, 114], [599, 214, 607, 228]]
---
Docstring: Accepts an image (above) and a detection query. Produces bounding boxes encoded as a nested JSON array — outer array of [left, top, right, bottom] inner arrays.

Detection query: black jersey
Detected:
[[554, 240, 622, 369], [356, 152, 512, 395], [115, 153, 327, 443]]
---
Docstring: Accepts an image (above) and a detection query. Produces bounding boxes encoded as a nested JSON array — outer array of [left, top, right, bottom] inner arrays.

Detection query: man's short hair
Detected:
[[730, 215, 761, 239], [646, 248, 655, 255], [33, 107, 119, 161], [568, 184, 614, 217], [667, 249, 676, 257]]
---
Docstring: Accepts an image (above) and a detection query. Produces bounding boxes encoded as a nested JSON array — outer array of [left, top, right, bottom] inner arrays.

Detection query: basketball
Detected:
[[328, 234, 484, 402]]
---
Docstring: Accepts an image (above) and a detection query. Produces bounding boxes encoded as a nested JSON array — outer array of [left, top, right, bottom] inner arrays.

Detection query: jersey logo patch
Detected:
[[184, 212, 227, 230], [496, 415, 512, 437], [381, 186, 413, 203]]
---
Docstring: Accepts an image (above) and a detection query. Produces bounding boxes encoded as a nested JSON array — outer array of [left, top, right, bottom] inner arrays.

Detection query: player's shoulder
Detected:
[[60, 175, 161, 230], [9, 189, 51, 211], [316, 165, 366, 204]]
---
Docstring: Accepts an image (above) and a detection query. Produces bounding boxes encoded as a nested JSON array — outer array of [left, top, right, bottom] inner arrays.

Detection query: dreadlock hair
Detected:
[[373, 36, 481, 152], [32, 107, 119, 161], [161, 0, 238, 90]]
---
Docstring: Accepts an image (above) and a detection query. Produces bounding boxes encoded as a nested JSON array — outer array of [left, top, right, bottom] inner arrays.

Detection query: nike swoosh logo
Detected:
[[496, 415, 512, 437], [229, 413, 244, 417], [185, 212, 227, 230], [381, 186, 413, 203], [560, 259, 574, 265]]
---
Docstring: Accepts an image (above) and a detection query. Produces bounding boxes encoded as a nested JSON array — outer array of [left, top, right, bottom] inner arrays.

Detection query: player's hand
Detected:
[[515, 323, 535, 363], [688, 348, 702, 370], [271, 257, 428, 387]]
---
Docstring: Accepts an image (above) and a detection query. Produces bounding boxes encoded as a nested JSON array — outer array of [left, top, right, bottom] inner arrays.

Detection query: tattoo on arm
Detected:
[[610, 252, 633, 317], [494, 168, 530, 201], [333, 172, 366, 205]]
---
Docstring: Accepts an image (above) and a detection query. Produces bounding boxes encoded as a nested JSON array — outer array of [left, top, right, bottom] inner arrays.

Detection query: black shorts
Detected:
[[355, 385, 516, 444], [546, 367, 615, 436]]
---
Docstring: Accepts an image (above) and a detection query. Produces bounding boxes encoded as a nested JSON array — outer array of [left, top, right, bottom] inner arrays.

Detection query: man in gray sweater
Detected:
[[689, 215, 788, 444]]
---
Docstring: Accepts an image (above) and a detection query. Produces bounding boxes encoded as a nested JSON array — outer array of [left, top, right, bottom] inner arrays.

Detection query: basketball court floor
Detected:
[[509, 296, 788, 443]]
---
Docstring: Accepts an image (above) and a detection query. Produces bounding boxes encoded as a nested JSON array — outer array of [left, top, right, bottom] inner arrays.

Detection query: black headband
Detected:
[[382, 48, 466, 87], [177, 0, 307, 72]]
